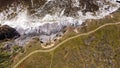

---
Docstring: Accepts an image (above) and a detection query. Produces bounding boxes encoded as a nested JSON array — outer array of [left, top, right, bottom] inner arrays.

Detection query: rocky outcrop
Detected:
[[15, 22, 68, 46], [116, 0, 120, 3], [0, 25, 20, 40], [23, 23, 66, 36], [0, 0, 119, 17], [0, 0, 119, 46]]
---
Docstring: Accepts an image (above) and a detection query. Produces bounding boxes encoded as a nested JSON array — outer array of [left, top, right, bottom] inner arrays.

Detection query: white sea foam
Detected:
[[0, 0, 119, 35], [0, 0, 119, 46]]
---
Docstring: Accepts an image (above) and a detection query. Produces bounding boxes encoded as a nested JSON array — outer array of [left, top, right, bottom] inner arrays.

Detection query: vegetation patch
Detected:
[[13, 9, 120, 68]]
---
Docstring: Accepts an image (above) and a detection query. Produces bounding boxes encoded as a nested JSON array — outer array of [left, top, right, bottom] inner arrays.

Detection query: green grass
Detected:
[[14, 9, 120, 68], [11, 38, 43, 67], [17, 24, 120, 68], [0, 40, 23, 68]]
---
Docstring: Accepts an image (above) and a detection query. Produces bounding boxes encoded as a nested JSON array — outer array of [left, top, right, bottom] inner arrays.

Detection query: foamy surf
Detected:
[[0, 0, 119, 45]]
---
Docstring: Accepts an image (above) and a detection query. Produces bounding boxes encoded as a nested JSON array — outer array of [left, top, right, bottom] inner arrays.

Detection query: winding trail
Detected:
[[13, 22, 120, 68]]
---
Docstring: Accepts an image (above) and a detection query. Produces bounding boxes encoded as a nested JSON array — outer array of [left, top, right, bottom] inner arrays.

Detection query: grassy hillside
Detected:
[[13, 9, 120, 68], [17, 23, 120, 68], [0, 40, 23, 68]]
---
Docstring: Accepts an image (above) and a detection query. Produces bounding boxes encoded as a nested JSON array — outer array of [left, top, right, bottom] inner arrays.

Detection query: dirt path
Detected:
[[13, 22, 120, 68]]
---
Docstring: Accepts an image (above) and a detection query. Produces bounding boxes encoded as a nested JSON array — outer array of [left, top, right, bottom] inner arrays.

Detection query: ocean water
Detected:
[[0, 0, 119, 45]]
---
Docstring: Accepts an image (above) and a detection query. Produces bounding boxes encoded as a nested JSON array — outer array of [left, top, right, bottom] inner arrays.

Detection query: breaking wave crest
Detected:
[[0, 0, 119, 45]]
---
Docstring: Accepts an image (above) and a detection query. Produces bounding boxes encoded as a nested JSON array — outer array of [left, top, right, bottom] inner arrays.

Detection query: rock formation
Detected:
[[0, 25, 20, 40], [0, 0, 119, 46]]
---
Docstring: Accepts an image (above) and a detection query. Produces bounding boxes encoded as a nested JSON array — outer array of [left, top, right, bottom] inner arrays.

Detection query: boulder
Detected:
[[0, 25, 20, 40], [116, 0, 120, 3]]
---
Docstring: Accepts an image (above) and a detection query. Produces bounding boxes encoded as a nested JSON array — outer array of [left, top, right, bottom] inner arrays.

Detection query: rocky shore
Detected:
[[0, 0, 119, 47], [14, 21, 80, 46], [0, 25, 20, 40]]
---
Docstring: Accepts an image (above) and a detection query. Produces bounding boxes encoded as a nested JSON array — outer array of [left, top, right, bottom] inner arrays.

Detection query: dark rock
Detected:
[[116, 1, 120, 3], [0, 0, 107, 17], [0, 25, 20, 40]]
